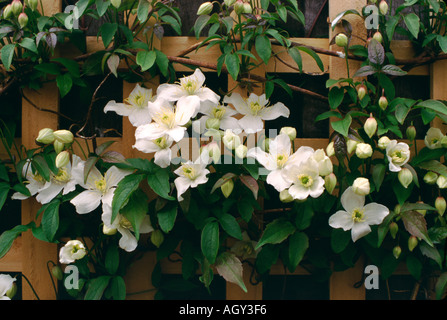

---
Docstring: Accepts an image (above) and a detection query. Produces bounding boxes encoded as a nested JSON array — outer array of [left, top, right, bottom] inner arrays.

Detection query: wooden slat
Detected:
[[0, 237, 22, 272]]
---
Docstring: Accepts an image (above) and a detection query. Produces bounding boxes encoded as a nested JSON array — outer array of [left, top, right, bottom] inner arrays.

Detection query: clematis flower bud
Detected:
[[416, 201, 427, 216], [11, 0, 22, 17], [379, 0, 389, 15], [53, 140, 65, 154], [398, 167, 413, 189], [221, 179, 234, 198], [280, 127, 297, 141], [326, 141, 335, 157], [36, 128, 55, 145], [242, 2, 252, 14], [110, 0, 121, 8], [55, 151, 70, 168], [406, 125, 416, 142], [260, 137, 271, 153], [206, 118, 221, 130], [51, 265, 63, 280], [27, 0, 38, 11], [3, 4, 13, 19], [352, 177, 370, 196], [435, 196, 446, 216], [389, 222, 398, 239], [235, 144, 248, 159], [346, 139, 358, 154], [378, 136, 391, 150], [373, 31, 383, 43], [324, 173, 337, 194], [279, 189, 294, 203], [59, 240, 87, 264], [379, 96, 388, 110], [355, 143, 373, 159], [364, 115, 377, 138], [335, 33, 348, 47], [197, 2, 213, 15], [53, 130, 74, 144], [423, 171, 438, 185], [234, 0, 244, 15], [437, 175, 447, 189], [151, 230, 164, 248], [441, 135, 447, 148], [408, 236, 418, 252], [223, 130, 241, 150], [18, 12, 28, 28], [392, 245, 402, 259], [357, 85, 367, 100], [224, 0, 236, 6]]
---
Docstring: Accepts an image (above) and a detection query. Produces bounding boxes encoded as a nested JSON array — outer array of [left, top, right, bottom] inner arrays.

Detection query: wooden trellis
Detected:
[[0, 0, 443, 300]]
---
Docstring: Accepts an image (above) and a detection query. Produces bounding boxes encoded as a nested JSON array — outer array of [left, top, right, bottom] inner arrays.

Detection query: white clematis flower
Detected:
[[156, 68, 220, 117], [281, 148, 325, 200], [59, 240, 87, 264], [70, 165, 131, 214], [424, 127, 444, 149], [104, 84, 154, 127], [223, 92, 290, 133], [174, 155, 210, 201], [101, 208, 154, 252], [247, 133, 301, 192], [192, 100, 241, 133], [133, 133, 174, 168], [136, 97, 196, 143], [386, 140, 410, 172], [11, 160, 47, 200], [328, 187, 389, 242], [35, 155, 84, 204], [0, 274, 16, 300]]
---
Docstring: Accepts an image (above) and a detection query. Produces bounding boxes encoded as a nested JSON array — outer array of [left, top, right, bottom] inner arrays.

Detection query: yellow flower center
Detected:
[[95, 178, 107, 193], [119, 216, 133, 229], [32, 173, 45, 184], [153, 107, 176, 128], [276, 154, 288, 168], [182, 164, 197, 180], [126, 91, 151, 109], [298, 174, 313, 188], [154, 136, 168, 149], [52, 168, 71, 184], [211, 106, 227, 120], [180, 78, 199, 95], [391, 150, 407, 165], [351, 208, 365, 223], [249, 101, 264, 115]]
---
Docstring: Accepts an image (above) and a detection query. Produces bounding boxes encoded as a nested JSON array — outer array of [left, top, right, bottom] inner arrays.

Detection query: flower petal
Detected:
[[328, 210, 354, 231], [118, 227, 138, 252], [36, 183, 63, 204], [351, 222, 372, 242], [224, 93, 251, 115], [239, 115, 264, 133], [266, 169, 292, 192], [154, 148, 172, 168], [70, 190, 102, 214], [363, 203, 389, 225], [341, 187, 365, 213], [259, 101, 290, 120]]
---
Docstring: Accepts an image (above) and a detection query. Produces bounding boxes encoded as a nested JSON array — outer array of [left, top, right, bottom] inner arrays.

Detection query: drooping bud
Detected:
[[3, 4, 13, 19], [441, 135, 447, 148], [392, 245, 402, 259], [346, 139, 358, 154], [222, 129, 241, 150], [394, 204, 401, 214], [206, 118, 221, 130], [326, 141, 335, 157], [234, 0, 244, 15], [110, 0, 121, 8], [379, 95, 388, 110], [11, 0, 23, 17], [435, 196, 446, 216], [36, 128, 55, 145], [53, 140, 65, 154], [389, 222, 398, 239], [357, 84, 367, 100], [27, 0, 38, 11], [55, 151, 70, 168], [352, 177, 370, 196], [324, 173, 337, 194], [242, 2, 252, 14], [416, 201, 427, 216], [398, 167, 413, 189], [364, 115, 377, 138], [235, 144, 247, 159], [279, 189, 294, 203], [224, 0, 237, 7], [280, 127, 297, 141], [51, 265, 64, 280], [335, 33, 348, 48], [379, 0, 389, 15], [373, 31, 383, 43], [408, 235, 418, 252], [406, 125, 416, 142], [197, 2, 213, 15], [423, 171, 438, 185], [437, 175, 447, 189], [53, 129, 74, 144], [261, 138, 271, 153], [221, 179, 234, 198], [150, 229, 164, 248], [355, 143, 373, 159], [18, 12, 28, 28]]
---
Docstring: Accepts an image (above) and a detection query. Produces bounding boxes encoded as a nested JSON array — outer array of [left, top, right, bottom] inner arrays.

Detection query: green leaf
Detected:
[[331, 9, 361, 30], [381, 64, 407, 76], [403, 13, 420, 39], [237, 198, 253, 222], [120, 189, 149, 241], [137, 0, 150, 22], [147, 167, 174, 200], [157, 203, 177, 233], [414, 99, 447, 118], [112, 174, 145, 223], [297, 46, 324, 72], [41, 199, 60, 242], [0, 224, 33, 259], [419, 241, 442, 268], [225, 53, 240, 81], [194, 15, 210, 39], [331, 114, 352, 137], [155, 49, 169, 77], [288, 46, 302, 72], [406, 255, 422, 280], [52, 57, 81, 78], [32, 154, 51, 182], [215, 252, 247, 293], [105, 245, 119, 275], [328, 86, 344, 109], [95, 0, 110, 17], [372, 164, 386, 192], [255, 219, 296, 249], [201, 221, 219, 264], [416, 160, 447, 178], [435, 272, 447, 300], [19, 38, 38, 54], [84, 276, 111, 300], [56, 73, 73, 98], [1, 44, 16, 71], [100, 22, 118, 48], [386, 15, 400, 40], [255, 34, 272, 65], [108, 276, 126, 300], [401, 211, 433, 247], [218, 213, 242, 240], [368, 39, 385, 65], [331, 228, 351, 254], [136, 50, 156, 72], [0, 183, 9, 212], [288, 232, 309, 272]]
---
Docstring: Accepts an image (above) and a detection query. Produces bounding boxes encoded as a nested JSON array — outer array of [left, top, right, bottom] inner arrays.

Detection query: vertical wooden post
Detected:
[[430, 60, 447, 132], [21, 83, 60, 300], [328, 0, 367, 300]]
